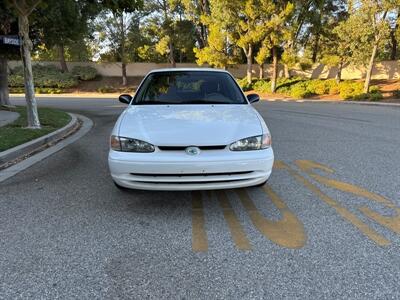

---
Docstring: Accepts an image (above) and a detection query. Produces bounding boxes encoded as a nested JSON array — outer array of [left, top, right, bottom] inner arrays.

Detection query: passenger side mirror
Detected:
[[247, 93, 260, 104], [119, 94, 132, 104]]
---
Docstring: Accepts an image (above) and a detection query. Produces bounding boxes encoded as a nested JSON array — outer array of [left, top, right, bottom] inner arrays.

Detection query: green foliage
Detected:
[[299, 59, 313, 71], [352, 91, 383, 101], [0, 106, 71, 151], [72, 66, 98, 81], [97, 85, 116, 93], [9, 65, 78, 88], [392, 89, 400, 98], [248, 76, 381, 101], [101, 0, 143, 13], [290, 83, 312, 99], [338, 81, 364, 100], [9, 87, 63, 94], [252, 80, 271, 93], [237, 78, 256, 91]]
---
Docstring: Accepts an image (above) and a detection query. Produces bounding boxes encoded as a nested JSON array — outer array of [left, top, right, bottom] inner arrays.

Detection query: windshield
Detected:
[[134, 71, 247, 105]]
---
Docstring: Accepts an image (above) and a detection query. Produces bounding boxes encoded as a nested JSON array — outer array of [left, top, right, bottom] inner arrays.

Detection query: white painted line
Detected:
[[0, 114, 93, 183]]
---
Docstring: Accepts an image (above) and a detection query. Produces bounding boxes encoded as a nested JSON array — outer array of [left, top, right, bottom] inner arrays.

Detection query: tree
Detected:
[[193, 0, 242, 69], [144, 0, 194, 67], [321, 15, 357, 83], [181, 0, 210, 48], [99, 0, 143, 85], [10, 0, 41, 129], [344, 0, 398, 93], [258, 1, 294, 92], [361, 0, 400, 93], [194, 21, 239, 68], [255, 43, 270, 79], [35, 0, 98, 72]]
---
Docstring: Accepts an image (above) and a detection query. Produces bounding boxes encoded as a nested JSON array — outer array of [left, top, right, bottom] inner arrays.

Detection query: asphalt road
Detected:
[[1, 97, 400, 299]]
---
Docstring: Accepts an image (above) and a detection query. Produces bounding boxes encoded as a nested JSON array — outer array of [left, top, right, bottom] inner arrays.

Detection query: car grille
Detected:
[[130, 171, 252, 177], [158, 145, 226, 151]]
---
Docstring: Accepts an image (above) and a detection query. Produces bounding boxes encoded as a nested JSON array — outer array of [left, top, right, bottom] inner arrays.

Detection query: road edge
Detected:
[[264, 98, 400, 107], [0, 113, 78, 165], [0, 114, 93, 183]]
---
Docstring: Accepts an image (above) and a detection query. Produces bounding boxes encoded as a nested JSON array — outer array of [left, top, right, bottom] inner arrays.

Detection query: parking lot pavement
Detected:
[[1, 98, 400, 299]]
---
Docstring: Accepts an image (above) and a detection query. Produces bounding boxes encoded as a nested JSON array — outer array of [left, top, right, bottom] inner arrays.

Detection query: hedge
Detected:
[[72, 66, 98, 81], [9, 65, 78, 89], [238, 77, 382, 100]]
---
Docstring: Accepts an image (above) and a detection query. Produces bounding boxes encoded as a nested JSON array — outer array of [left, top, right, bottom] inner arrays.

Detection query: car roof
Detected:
[[148, 68, 230, 74]]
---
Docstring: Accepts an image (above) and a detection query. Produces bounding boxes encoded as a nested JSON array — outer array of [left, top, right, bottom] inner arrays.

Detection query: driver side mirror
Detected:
[[119, 94, 133, 104], [247, 93, 260, 104]]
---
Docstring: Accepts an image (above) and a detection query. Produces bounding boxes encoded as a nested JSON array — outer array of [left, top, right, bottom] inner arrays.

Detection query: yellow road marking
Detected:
[[215, 190, 252, 250], [275, 161, 390, 246], [296, 160, 400, 234], [192, 191, 208, 252], [235, 185, 306, 249]]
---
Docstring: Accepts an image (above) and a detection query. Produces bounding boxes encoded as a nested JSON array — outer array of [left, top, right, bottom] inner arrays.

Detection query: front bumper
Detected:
[[108, 147, 274, 191]]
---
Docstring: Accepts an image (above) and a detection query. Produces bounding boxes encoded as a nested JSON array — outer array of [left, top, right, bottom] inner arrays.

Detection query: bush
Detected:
[[305, 80, 328, 95], [9, 87, 63, 94], [338, 81, 364, 100], [237, 77, 255, 91], [325, 79, 340, 95], [97, 85, 116, 93], [392, 89, 400, 98], [369, 92, 383, 101], [290, 82, 312, 99], [369, 85, 380, 93], [9, 64, 78, 89], [253, 80, 271, 93], [242, 76, 381, 101], [72, 66, 97, 81], [8, 74, 24, 87]]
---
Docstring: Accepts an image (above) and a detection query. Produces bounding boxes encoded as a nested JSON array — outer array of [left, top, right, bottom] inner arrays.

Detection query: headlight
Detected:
[[229, 134, 271, 151], [110, 135, 155, 152]]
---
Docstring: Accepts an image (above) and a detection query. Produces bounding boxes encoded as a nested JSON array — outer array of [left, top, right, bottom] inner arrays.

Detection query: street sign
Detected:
[[0, 35, 20, 46]]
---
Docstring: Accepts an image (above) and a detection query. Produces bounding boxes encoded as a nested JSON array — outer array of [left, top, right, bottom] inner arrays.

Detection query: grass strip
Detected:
[[0, 106, 71, 152]]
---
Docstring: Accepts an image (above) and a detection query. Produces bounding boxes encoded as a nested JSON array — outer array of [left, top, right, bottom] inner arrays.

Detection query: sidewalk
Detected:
[[0, 110, 19, 127]]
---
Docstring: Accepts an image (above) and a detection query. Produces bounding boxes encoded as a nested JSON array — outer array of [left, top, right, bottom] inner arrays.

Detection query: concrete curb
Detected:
[[0, 113, 78, 166], [10, 94, 120, 99], [0, 114, 93, 183], [263, 98, 400, 107]]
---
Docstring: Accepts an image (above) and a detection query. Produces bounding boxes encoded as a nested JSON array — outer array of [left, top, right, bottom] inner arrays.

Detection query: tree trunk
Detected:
[[284, 64, 290, 79], [169, 40, 176, 68], [121, 62, 127, 86], [246, 44, 253, 84], [0, 57, 10, 106], [390, 27, 397, 60], [259, 64, 264, 80], [364, 43, 378, 93], [271, 46, 278, 93], [120, 13, 128, 86], [19, 14, 40, 129], [58, 44, 68, 72], [336, 61, 343, 84], [312, 34, 320, 63]]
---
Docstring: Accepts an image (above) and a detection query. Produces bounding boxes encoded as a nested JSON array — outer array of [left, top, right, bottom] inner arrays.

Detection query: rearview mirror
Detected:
[[247, 93, 260, 104], [119, 94, 132, 104]]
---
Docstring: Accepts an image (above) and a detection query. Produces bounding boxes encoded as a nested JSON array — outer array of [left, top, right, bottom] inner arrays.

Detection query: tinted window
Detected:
[[134, 71, 247, 105]]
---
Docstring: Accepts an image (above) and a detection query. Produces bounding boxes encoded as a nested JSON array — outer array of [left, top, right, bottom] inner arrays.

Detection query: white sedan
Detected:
[[108, 68, 274, 191]]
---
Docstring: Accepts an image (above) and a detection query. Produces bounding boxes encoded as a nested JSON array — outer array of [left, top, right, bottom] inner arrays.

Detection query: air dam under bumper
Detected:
[[108, 148, 274, 191]]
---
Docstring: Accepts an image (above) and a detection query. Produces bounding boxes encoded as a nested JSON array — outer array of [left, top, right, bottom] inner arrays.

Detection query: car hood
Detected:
[[118, 105, 263, 146]]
